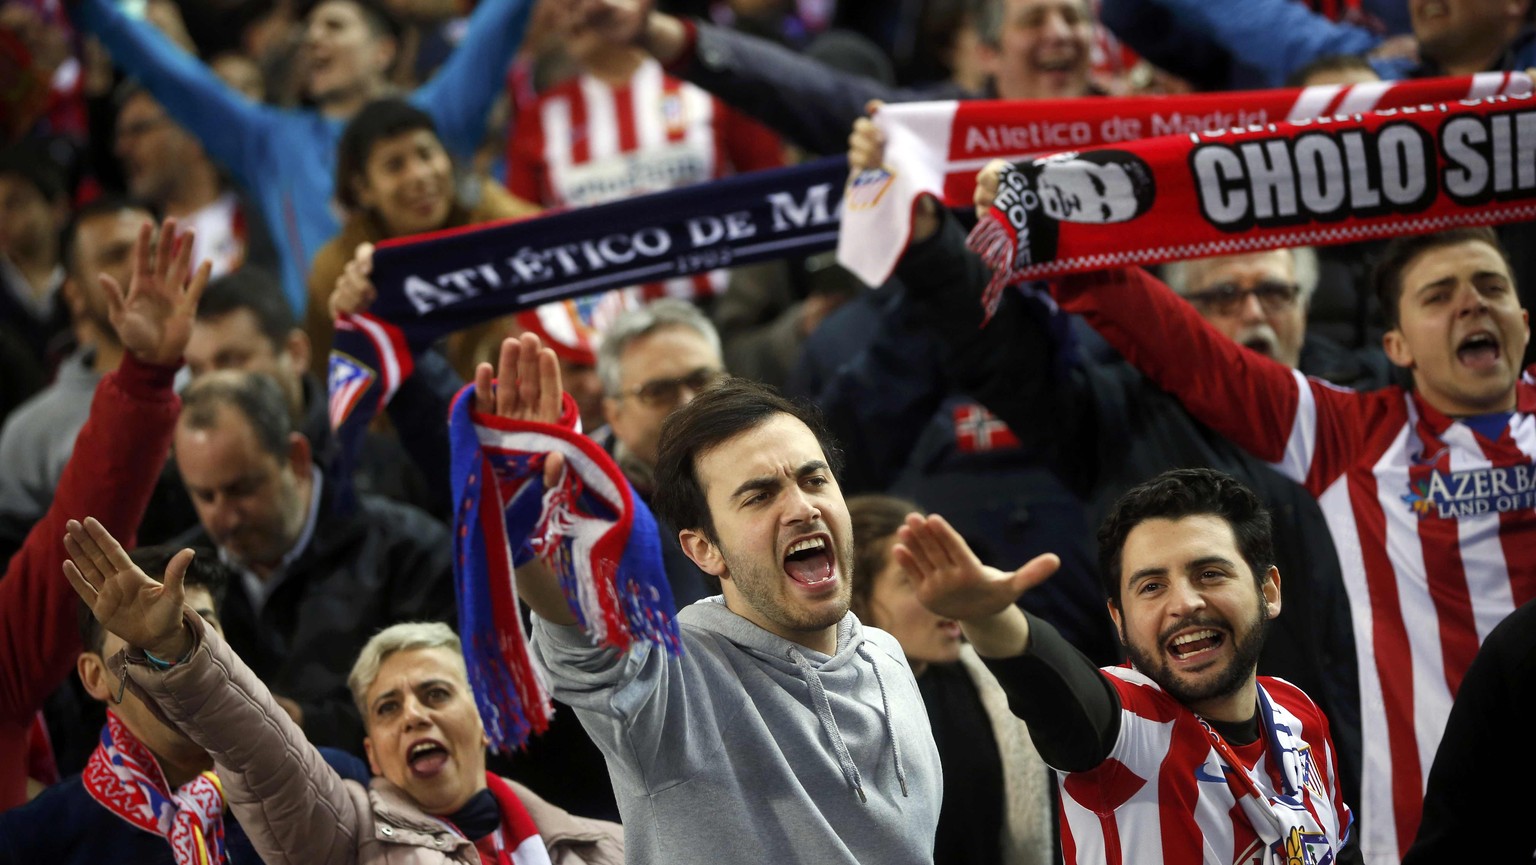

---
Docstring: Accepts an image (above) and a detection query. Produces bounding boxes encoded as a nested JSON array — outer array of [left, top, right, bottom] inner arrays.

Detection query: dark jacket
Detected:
[[671, 19, 973, 157], [173, 490, 455, 755], [789, 278, 1121, 667], [897, 213, 1364, 809]]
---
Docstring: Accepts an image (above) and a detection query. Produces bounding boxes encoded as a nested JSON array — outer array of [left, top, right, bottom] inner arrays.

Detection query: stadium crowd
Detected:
[[1, 0, 1534, 863]]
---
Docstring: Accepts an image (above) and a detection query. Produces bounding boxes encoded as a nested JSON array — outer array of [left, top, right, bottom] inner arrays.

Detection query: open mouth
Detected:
[[1167, 628, 1225, 662], [1035, 55, 1081, 73], [407, 740, 449, 777], [1456, 331, 1501, 370], [783, 536, 835, 586], [1242, 335, 1275, 357]]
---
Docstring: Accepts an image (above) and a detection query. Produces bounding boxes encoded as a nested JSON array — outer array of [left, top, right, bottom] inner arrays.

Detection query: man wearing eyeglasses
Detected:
[[1161, 248, 1393, 388], [596, 298, 729, 511]]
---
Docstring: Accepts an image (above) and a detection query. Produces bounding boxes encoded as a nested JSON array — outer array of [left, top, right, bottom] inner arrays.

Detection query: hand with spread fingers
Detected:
[[473, 333, 579, 625], [61, 517, 195, 662], [101, 217, 212, 367], [896, 513, 1060, 622]]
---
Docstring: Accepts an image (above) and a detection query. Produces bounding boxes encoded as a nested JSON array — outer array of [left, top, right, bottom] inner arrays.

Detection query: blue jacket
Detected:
[[75, 0, 533, 315], [0, 747, 368, 864]]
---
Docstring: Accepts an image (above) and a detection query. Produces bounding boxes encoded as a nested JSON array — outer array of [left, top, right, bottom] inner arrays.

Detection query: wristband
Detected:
[[142, 634, 194, 670]]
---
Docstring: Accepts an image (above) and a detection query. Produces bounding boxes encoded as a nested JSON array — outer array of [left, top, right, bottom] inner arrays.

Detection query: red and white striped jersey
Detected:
[[1054, 266, 1536, 865], [1060, 668, 1351, 865], [507, 58, 783, 305]]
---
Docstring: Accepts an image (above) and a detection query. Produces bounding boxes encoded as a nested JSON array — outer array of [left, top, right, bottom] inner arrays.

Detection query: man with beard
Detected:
[[478, 334, 943, 864], [899, 468, 1359, 864]]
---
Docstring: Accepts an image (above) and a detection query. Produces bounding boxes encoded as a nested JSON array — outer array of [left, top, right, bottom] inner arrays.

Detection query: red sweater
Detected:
[[0, 353, 180, 810]]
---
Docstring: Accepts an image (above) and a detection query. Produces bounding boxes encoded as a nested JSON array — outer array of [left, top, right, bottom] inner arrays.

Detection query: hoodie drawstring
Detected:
[[787, 646, 911, 804], [858, 644, 910, 798], [789, 647, 867, 803]]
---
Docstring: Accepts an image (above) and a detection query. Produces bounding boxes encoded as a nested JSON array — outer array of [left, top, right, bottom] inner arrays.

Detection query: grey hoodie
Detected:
[[531, 597, 943, 865]]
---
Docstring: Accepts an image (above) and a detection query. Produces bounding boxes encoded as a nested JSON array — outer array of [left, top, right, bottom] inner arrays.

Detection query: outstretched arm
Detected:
[[899, 514, 1118, 771], [73, 0, 272, 184], [413, 0, 536, 159], [575, 0, 958, 156], [0, 218, 205, 730], [61, 519, 367, 864], [473, 334, 579, 626]]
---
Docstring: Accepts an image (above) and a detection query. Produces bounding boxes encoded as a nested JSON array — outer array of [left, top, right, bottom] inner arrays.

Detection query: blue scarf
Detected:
[[447, 383, 681, 751]]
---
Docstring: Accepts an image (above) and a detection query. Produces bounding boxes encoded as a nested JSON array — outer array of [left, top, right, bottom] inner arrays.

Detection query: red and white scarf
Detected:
[[837, 72, 1533, 292], [449, 773, 551, 865], [82, 711, 228, 865]]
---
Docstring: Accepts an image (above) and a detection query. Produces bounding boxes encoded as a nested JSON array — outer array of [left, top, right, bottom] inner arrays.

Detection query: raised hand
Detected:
[[330, 242, 378, 320], [895, 513, 1060, 623], [101, 217, 211, 367], [851, 100, 940, 243], [61, 518, 195, 660], [973, 159, 1010, 222], [472, 332, 564, 425]]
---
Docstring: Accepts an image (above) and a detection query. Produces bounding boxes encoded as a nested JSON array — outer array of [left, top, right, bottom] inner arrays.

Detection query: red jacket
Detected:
[[0, 354, 180, 810]]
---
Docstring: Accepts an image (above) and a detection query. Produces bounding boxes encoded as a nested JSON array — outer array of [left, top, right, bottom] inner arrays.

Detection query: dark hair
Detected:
[[198, 267, 295, 349], [300, 0, 401, 41], [652, 378, 844, 542], [60, 195, 157, 278], [846, 494, 923, 622], [179, 369, 294, 458], [1096, 468, 1275, 608], [334, 97, 440, 210], [78, 544, 231, 655], [1371, 227, 1511, 330], [1284, 53, 1377, 87], [0, 141, 67, 204]]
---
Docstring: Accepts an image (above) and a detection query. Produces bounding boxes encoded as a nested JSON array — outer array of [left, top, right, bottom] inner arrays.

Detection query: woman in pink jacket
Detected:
[[60, 517, 623, 865]]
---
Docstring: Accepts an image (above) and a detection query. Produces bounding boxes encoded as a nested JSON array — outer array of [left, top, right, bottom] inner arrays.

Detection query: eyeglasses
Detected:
[[1182, 281, 1301, 316], [621, 367, 726, 407]]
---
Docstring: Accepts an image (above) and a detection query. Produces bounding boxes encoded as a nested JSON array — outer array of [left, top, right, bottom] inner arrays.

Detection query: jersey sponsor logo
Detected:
[[1400, 462, 1536, 518], [561, 146, 711, 206]]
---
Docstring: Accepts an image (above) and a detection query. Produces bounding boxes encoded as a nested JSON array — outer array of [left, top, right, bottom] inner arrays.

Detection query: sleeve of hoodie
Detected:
[[529, 616, 704, 793], [670, 20, 968, 157], [981, 612, 1121, 773]]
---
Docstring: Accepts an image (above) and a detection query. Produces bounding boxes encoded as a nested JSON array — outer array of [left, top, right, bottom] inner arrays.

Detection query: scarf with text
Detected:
[[327, 157, 848, 508], [448, 383, 680, 751], [82, 711, 228, 865], [837, 72, 1533, 291]]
